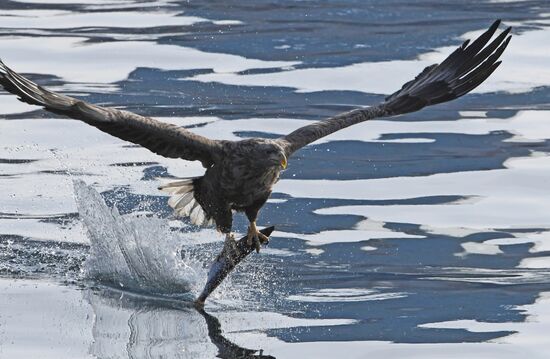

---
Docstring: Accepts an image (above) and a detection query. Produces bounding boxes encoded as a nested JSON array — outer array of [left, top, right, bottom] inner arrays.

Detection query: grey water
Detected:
[[1, 0, 550, 358]]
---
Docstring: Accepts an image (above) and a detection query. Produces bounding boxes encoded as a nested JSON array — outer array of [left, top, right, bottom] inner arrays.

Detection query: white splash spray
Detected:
[[73, 180, 206, 298]]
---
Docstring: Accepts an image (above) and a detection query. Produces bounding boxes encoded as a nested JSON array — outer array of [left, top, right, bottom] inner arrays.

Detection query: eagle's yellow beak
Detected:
[[281, 154, 288, 169]]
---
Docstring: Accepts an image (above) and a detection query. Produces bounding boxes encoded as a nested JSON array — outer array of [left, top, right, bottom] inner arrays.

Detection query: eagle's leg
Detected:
[[221, 232, 239, 265], [224, 232, 235, 244], [245, 202, 269, 253], [216, 207, 237, 252]]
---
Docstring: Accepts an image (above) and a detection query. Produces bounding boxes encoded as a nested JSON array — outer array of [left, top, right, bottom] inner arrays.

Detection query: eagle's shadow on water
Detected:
[[85, 285, 275, 359]]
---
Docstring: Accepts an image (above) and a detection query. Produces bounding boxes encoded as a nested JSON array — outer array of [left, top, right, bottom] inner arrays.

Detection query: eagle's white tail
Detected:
[[158, 178, 214, 227]]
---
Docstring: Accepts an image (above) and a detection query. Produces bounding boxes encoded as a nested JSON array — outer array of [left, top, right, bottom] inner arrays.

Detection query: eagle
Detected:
[[0, 20, 510, 252]]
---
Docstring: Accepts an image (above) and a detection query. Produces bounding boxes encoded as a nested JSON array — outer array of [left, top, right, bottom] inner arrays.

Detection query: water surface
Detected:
[[1, 0, 550, 358]]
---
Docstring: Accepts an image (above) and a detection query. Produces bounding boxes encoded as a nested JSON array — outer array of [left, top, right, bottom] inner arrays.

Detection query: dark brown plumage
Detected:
[[0, 20, 511, 251]]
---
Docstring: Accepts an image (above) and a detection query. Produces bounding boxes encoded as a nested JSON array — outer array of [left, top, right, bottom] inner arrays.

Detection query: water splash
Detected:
[[73, 180, 206, 299]]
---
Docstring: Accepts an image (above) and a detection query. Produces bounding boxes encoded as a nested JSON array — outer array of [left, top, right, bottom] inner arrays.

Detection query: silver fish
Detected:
[[195, 226, 275, 307]]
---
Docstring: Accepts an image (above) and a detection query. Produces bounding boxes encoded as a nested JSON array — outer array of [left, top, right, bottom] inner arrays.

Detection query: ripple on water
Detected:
[[1, 0, 550, 354], [287, 288, 408, 303]]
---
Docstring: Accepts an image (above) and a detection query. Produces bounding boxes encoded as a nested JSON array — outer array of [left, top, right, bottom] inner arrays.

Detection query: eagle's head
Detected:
[[266, 142, 288, 170], [254, 140, 287, 170]]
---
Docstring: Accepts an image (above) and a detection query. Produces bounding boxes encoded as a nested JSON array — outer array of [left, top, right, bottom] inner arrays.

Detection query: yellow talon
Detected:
[[247, 222, 269, 252]]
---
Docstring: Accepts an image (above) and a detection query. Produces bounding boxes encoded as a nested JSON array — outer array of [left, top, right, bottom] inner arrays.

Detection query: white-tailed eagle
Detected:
[[0, 20, 511, 252]]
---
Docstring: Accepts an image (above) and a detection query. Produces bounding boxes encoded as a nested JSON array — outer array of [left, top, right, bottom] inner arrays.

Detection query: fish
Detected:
[[195, 226, 275, 307]]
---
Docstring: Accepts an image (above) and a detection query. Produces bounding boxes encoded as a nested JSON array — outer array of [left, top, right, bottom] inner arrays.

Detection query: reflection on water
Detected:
[[198, 309, 276, 359], [85, 287, 275, 359], [1, 0, 550, 357]]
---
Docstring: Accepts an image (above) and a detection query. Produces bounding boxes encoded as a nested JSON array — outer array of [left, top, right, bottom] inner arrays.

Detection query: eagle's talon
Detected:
[[254, 236, 261, 253], [258, 232, 269, 244], [247, 231, 261, 252], [247, 222, 267, 252]]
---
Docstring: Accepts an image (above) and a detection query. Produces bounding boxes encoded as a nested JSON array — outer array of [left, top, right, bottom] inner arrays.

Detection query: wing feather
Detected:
[[279, 20, 511, 155], [0, 60, 221, 167]]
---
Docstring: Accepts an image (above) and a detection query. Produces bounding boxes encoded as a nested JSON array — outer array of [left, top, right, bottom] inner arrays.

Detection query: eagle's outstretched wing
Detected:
[[279, 20, 511, 155], [0, 61, 221, 167]]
